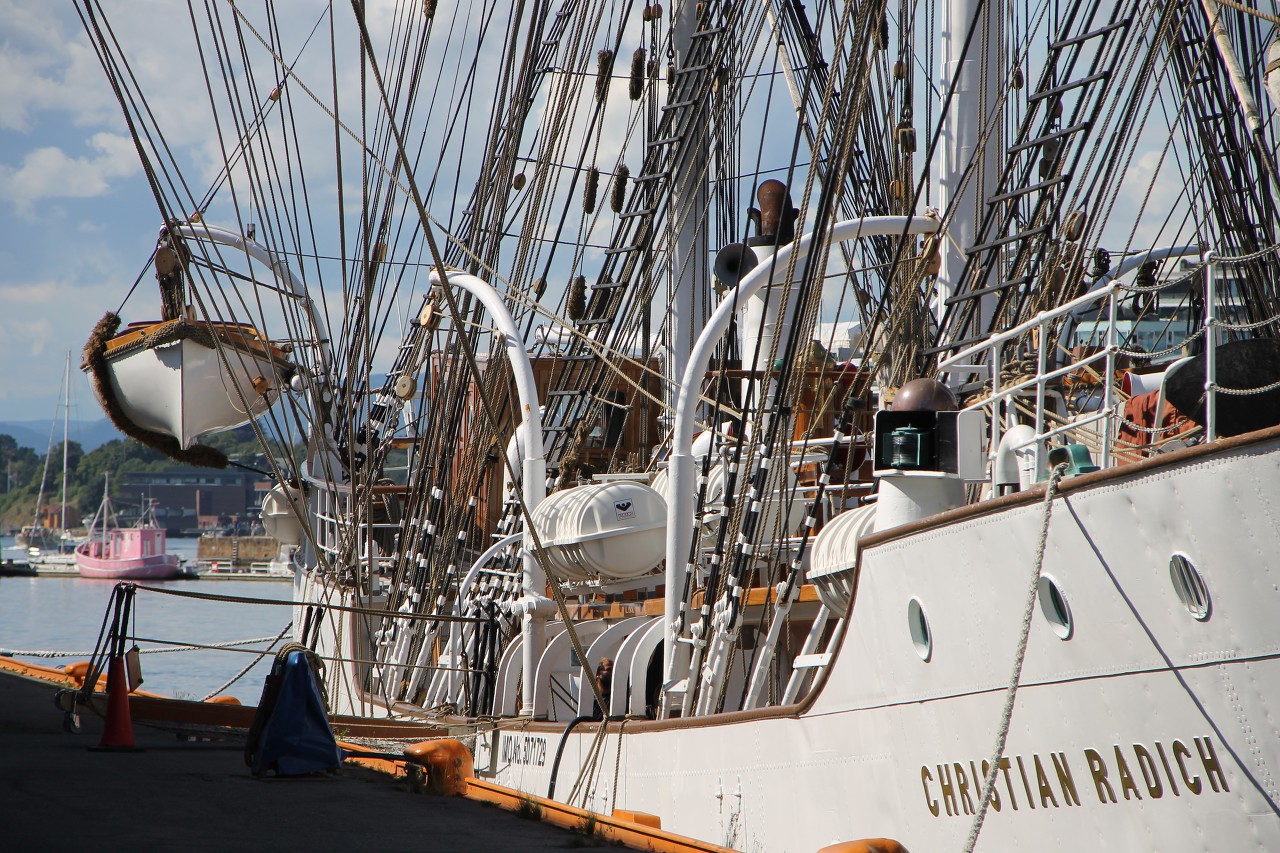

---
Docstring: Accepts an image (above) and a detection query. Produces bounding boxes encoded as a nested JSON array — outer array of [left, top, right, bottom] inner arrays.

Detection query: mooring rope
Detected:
[[199, 622, 293, 701], [0, 634, 284, 659], [963, 462, 1069, 853]]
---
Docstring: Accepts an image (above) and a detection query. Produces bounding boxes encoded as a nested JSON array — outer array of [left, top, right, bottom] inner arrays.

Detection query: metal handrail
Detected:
[[938, 250, 1225, 477]]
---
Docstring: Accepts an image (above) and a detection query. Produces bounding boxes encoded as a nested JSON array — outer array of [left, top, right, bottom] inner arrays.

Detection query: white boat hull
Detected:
[[107, 333, 281, 449], [460, 433, 1280, 850]]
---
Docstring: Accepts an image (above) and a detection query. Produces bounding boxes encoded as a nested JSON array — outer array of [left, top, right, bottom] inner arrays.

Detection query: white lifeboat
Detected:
[[101, 319, 290, 449], [530, 481, 666, 581], [652, 454, 812, 552], [807, 503, 877, 614]]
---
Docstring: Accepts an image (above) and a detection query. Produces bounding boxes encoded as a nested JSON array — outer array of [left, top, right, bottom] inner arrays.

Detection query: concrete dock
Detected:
[[0, 668, 603, 852]]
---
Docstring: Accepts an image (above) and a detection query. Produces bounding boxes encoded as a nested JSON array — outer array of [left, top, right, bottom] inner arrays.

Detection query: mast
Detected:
[[60, 351, 70, 536], [935, 0, 1003, 333], [100, 472, 109, 546], [662, 0, 711, 686]]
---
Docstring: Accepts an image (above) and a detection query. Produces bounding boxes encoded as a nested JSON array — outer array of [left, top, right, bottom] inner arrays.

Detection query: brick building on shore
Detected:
[[120, 468, 271, 535]]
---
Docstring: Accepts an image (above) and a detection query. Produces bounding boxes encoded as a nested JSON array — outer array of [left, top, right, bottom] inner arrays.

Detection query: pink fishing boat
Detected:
[[76, 476, 181, 581]]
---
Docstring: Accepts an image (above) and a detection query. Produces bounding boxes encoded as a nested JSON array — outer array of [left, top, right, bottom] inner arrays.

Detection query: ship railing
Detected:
[[939, 279, 1127, 475], [310, 486, 398, 579], [939, 250, 1240, 478]]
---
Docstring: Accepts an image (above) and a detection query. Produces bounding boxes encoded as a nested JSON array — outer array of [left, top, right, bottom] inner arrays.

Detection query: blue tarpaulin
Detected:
[[247, 650, 343, 777]]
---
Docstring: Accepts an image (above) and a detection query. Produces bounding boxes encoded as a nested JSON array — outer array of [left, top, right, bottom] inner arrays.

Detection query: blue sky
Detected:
[[0, 2, 1194, 438], [0, 3, 177, 426]]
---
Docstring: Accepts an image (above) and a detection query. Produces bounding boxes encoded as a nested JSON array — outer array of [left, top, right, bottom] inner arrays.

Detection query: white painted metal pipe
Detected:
[[1093, 245, 1201, 288], [173, 222, 331, 351], [1203, 252, 1217, 442], [429, 269, 548, 716], [663, 216, 940, 683]]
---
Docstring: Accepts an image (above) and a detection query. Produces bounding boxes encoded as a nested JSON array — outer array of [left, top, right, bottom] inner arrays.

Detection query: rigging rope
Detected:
[[1213, 0, 1280, 28], [347, 0, 609, 715], [200, 622, 293, 701]]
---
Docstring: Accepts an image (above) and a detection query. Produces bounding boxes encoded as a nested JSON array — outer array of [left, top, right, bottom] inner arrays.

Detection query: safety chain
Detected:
[[1114, 326, 1203, 359], [1115, 413, 1198, 436], [1115, 244, 1280, 295], [1115, 259, 1204, 293], [1214, 243, 1280, 264], [1217, 310, 1280, 332], [1217, 377, 1280, 396]]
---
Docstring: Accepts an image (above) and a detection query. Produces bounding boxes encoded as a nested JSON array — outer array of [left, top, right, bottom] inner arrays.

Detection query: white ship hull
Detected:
[[74, 1, 1280, 849], [305, 428, 1280, 851]]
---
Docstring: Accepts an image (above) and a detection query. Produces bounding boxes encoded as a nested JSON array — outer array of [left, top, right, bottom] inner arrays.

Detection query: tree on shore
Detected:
[[1, 425, 297, 533]]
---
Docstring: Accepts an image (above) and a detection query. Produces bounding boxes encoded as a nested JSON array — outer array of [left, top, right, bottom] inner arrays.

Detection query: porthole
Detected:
[[1169, 553, 1210, 621], [907, 597, 932, 661], [1037, 576, 1073, 639]]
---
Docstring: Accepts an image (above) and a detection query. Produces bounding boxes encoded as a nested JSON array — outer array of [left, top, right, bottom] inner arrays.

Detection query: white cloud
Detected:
[[0, 272, 127, 419], [24, 317, 54, 357], [0, 4, 127, 132], [0, 133, 141, 214], [1107, 146, 1194, 252], [0, 282, 58, 305]]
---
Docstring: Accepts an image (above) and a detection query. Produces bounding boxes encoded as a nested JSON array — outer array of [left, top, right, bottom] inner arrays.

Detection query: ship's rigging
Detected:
[[77, 0, 1280, 724]]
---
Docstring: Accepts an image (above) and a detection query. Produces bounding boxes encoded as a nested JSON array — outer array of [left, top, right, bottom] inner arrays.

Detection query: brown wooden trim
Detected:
[[105, 318, 288, 364], [690, 584, 820, 608]]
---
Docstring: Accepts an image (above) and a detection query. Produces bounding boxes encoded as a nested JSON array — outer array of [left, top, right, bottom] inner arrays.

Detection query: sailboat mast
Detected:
[[60, 352, 70, 536]]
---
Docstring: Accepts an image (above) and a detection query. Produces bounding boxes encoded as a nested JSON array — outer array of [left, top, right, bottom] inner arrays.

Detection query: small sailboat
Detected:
[[75, 476, 181, 581], [20, 353, 84, 559]]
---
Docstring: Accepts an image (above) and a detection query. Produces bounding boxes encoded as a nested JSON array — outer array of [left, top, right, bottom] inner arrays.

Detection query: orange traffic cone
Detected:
[[91, 655, 142, 751]]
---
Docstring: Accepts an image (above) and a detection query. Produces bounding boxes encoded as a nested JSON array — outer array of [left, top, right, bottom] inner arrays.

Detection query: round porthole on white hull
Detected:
[[1037, 576, 1073, 640], [1169, 552, 1211, 621], [907, 597, 932, 661]]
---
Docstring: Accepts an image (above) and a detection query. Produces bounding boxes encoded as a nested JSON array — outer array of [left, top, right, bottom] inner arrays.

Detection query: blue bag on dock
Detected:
[[245, 648, 343, 777]]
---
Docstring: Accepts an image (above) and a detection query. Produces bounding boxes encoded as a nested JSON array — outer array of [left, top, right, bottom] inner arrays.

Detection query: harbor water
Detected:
[[0, 536, 292, 701]]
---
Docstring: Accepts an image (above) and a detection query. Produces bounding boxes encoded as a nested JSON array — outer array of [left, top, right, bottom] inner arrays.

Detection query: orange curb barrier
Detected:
[[817, 840, 909, 853], [4, 657, 739, 852], [334, 738, 736, 853], [0, 656, 80, 685], [613, 809, 663, 829], [340, 749, 409, 779], [462, 776, 739, 853], [404, 739, 473, 795]]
